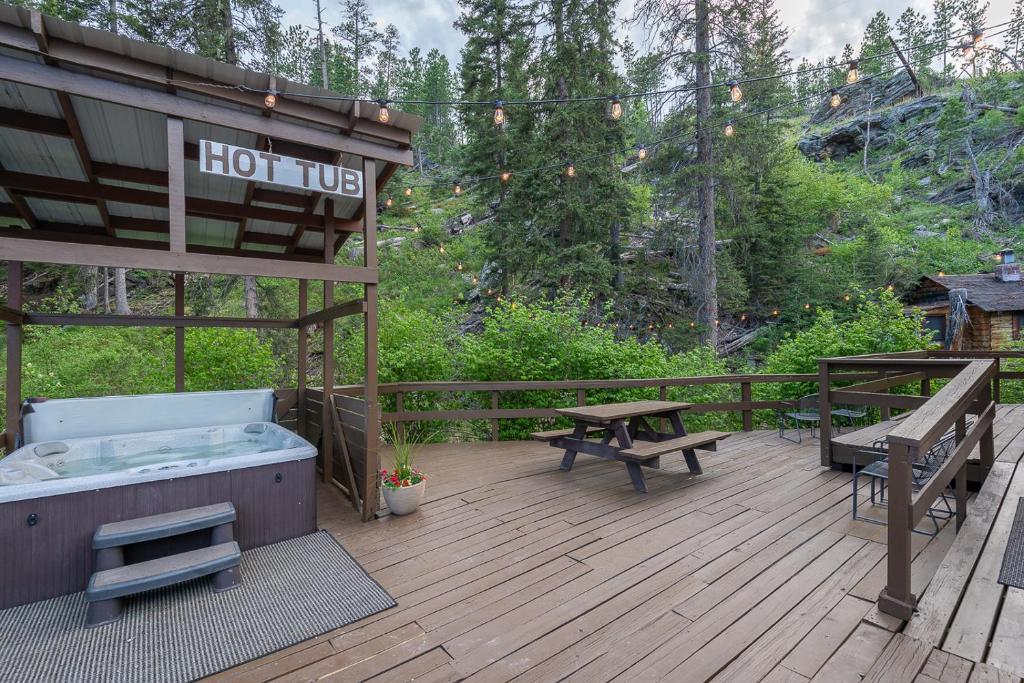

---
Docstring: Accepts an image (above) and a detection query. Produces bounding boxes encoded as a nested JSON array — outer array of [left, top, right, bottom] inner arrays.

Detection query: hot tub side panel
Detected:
[[0, 458, 316, 610]]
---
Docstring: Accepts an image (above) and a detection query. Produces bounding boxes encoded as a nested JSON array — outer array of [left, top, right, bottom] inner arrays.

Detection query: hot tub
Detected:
[[0, 390, 318, 610]]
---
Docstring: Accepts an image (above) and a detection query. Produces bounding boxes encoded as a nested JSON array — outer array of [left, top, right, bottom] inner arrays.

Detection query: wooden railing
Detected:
[[327, 373, 881, 439]]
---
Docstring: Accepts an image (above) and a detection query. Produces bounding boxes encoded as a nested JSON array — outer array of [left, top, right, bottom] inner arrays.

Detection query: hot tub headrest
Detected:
[[21, 389, 277, 445]]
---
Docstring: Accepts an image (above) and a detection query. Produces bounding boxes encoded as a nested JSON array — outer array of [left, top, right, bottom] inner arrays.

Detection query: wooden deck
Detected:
[[211, 407, 1024, 682]]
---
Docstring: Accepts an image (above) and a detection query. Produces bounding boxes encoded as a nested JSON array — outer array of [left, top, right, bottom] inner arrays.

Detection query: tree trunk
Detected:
[[694, 0, 718, 347], [84, 266, 99, 311], [316, 0, 329, 89], [244, 276, 259, 318], [102, 267, 110, 313], [114, 268, 130, 314], [222, 0, 238, 66]]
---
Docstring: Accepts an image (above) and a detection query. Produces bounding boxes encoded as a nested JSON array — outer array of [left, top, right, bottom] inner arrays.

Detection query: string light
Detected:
[[772, 309, 780, 316], [667, 323, 673, 329], [376, 99, 391, 124], [439, 245, 446, 254], [264, 90, 277, 109], [413, 225, 421, 233], [938, 270, 945, 277], [456, 262, 464, 271], [804, 303, 811, 310], [493, 100, 505, 126], [689, 322, 696, 328], [404, 187, 413, 197], [565, 162, 576, 178], [846, 60, 859, 84], [973, 28, 984, 44], [609, 95, 623, 121], [844, 294, 851, 302], [453, 182, 462, 195], [829, 89, 842, 108], [636, 144, 647, 160], [472, 275, 479, 284], [740, 314, 747, 321], [724, 120, 735, 137], [500, 171, 512, 183], [727, 79, 743, 102], [886, 284, 894, 291], [384, 196, 393, 208], [962, 41, 976, 60]]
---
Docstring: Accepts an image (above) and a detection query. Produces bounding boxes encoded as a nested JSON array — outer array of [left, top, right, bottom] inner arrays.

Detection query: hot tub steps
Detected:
[[85, 502, 243, 628]]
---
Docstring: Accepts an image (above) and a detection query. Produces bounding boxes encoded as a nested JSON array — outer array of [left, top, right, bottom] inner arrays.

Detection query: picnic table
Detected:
[[531, 400, 730, 493]]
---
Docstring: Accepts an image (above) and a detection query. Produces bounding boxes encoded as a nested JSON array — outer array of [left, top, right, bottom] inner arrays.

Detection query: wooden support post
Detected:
[[297, 279, 308, 437], [955, 462, 967, 532], [321, 200, 335, 486], [659, 385, 667, 432], [921, 377, 931, 397], [395, 391, 405, 441], [819, 359, 832, 467], [741, 381, 753, 432], [576, 388, 586, 406], [174, 272, 185, 391], [490, 391, 499, 442], [166, 117, 186, 253], [879, 441, 917, 620], [979, 383, 995, 475], [362, 158, 380, 521], [879, 387, 891, 421], [5, 261, 22, 451], [993, 357, 1001, 404]]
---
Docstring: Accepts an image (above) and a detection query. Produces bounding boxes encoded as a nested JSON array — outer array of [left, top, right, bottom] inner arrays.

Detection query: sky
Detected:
[[279, 0, 1016, 69]]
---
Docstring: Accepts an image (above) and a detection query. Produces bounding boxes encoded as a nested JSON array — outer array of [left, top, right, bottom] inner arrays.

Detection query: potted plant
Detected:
[[380, 424, 428, 515]]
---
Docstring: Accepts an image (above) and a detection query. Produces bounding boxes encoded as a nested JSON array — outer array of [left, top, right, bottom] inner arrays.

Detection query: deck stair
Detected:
[[85, 502, 242, 627]]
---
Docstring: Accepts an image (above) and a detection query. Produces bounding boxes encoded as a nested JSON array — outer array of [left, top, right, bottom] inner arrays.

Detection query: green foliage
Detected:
[[168, 328, 284, 391]]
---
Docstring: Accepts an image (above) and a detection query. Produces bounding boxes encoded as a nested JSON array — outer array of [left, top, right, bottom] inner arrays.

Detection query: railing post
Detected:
[[577, 388, 586, 406], [395, 391, 406, 441], [659, 385, 667, 431], [979, 383, 995, 475], [490, 391, 500, 442], [879, 440, 917, 620], [993, 357, 1001, 404], [920, 377, 930, 397], [819, 360, 832, 467], [741, 381, 753, 432]]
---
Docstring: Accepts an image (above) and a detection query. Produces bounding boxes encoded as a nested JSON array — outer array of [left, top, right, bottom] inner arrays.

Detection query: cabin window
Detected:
[[923, 315, 946, 342]]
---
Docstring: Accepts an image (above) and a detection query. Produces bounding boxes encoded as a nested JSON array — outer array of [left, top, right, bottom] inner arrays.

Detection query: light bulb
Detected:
[[772, 309, 780, 316], [962, 42, 976, 61], [609, 95, 623, 121], [846, 60, 859, 84], [404, 187, 412, 197], [727, 80, 743, 103], [973, 29, 984, 45], [439, 245, 446, 254], [804, 303, 811, 310], [938, 271, 945, 277], [724, 121, 735, 137], [457, 262, 463, 271], [886, 284, 894, 291], [566, 162, 576, 178], [453, 183, 462, 195], [500, 171, 512, 183], [829, 89, 841, 108], [637, 145, 647, 160], [844, 294, 851, 301], [385, 196, 393, 208], [264, 91, 277, 109], [413, 225, 420, 233], [376, 99, 390, 123], [493, 100, 505, 126], [689, 322, 696, 328], [740, 314, 747, 321], [667, 323, 673, 329]]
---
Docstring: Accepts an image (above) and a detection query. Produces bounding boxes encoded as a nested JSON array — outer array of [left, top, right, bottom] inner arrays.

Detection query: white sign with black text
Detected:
[[198, 139, 363, 198]]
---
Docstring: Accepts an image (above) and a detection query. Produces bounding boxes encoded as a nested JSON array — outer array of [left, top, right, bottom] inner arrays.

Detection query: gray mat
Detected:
[[0, 530, 395, 683], [998, 497, 1024, 589]]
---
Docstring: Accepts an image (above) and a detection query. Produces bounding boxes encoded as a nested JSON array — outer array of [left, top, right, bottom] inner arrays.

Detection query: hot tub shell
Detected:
[[0, 390, 317, 610]]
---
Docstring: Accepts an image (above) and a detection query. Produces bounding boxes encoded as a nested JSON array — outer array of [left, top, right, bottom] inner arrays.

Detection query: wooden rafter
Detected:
[[0, 161, 37, 229]]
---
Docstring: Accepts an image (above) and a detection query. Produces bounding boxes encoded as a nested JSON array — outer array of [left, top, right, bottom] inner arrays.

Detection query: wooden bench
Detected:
[[86, 502, 242, 627], [530, 425, 608, 441], [619, 431, 731, 461]]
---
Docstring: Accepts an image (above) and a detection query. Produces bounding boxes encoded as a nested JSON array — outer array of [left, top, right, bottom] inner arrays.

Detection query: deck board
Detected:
[[207, 410, 1024, 682]]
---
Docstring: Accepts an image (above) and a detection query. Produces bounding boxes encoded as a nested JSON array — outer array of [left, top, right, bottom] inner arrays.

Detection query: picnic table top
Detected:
[[555, 400, 692, 423]]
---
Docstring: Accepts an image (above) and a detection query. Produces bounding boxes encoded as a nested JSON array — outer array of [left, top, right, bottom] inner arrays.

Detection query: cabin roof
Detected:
[[914, 274, 1024, 313]]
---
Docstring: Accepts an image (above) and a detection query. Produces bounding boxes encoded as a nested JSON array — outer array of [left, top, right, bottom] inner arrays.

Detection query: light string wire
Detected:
[[392, 27, 1010, 194], [169, 20, 1012, 109]]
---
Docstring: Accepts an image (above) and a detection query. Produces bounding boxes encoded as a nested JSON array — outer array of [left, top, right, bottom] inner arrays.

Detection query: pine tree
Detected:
[[332, 0, 383, 96], [455, 0, 535, 192], [932, 0, 958, 83], [371, 24, 401, 100], [1006, 0, 1024, 64], [860, 11, 895, 76], [895, 8, 932, 67]]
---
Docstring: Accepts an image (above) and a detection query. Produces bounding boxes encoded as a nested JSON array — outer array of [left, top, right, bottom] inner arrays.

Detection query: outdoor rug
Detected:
[[998, 496, 1024, 589], [0, 530, 395, 683]]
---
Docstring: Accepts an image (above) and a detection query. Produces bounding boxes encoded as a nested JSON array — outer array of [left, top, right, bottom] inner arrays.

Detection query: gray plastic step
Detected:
[[86, 541, 241, 603], [92, 502, 236, 549]]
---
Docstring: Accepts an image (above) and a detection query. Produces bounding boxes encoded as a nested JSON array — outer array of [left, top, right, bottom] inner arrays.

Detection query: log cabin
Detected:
[[906, 250, 1024, 350]]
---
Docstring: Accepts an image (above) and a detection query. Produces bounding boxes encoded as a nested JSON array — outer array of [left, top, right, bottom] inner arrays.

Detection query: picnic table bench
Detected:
[[531, 400, 729, 492]]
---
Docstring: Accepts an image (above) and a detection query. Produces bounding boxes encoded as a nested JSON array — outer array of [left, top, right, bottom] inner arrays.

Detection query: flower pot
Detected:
[[382, 479, 426, 516]]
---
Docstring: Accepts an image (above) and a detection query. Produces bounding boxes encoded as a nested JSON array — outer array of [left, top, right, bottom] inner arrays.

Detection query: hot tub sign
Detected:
[[199, 140, 363, 198]]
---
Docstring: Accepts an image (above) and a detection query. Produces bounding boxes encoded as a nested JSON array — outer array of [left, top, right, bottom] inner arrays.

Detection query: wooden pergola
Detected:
[[0, 6, 421, 520]]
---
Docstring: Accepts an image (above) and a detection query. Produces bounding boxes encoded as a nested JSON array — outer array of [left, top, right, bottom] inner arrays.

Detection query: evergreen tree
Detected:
[[932, 0, 958, 83], [332, 0, 382, 96], [1006, 0, 1024, 64], [455, 0, 535, 191], [371, 24, 401, 100], [488, 0, 630, 294], [860, 11, 895, 75]]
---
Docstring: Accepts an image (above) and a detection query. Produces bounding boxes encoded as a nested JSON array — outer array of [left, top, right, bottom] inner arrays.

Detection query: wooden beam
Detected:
[[0, 235, 379, 282], [322, 198, 336, 486], [0, 106, 70, 137], [0, 162, 37, 229], [167, 116, 186, 253], [174, 273, 185, 391], [6, 261, 22, 451], [0, 54, 415, 166], [298, 279, 308, 436], [0, 305, 25, 324], [0, 170, 337, 229], [24, 312, 297, 328], [363, 157, 379, 521], [295, 298, 364, 327]]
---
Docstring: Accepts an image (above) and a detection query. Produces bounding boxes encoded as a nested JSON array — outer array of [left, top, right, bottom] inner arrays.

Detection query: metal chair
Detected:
[[851, 424, 969, 537], [778, 394, 821, 443], [830, 404, 868, 434]]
